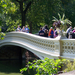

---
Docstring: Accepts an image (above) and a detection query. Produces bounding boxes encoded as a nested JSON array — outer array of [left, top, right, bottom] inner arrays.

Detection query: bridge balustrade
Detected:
[[0, 31, 75, 60]]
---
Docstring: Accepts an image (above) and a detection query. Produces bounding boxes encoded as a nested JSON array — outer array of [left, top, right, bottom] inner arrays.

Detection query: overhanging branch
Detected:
[[24, 1, 32, 14], [16, 0, 20, 3]]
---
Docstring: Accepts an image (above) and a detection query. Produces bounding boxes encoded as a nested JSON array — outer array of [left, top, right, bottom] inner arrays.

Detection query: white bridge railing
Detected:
[[0, 31, 75, 60]]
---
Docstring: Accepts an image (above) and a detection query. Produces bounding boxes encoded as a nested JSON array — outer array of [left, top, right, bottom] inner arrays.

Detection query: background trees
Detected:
[[0, 0, 75, 33]]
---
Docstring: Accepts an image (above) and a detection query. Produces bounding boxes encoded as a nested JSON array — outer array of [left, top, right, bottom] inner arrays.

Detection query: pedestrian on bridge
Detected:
[[44, 29, 48, 37], [73, 27, 75, 33], [16, 25, 21, 31], [21, 26, 26, 32], [48, 27, 54, 38], [43, 25, 49, 32], [25, 25, 29, 33], [39, 27, 44, 36], [72, 27, 75, 39], [66, 26, 72, 38]]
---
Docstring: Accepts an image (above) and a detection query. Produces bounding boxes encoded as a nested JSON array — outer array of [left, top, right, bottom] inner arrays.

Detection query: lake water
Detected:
[[0, 59, 35, 75]]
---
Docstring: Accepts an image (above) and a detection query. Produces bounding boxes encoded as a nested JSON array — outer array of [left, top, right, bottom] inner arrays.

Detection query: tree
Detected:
[[1, 0, 73, 33], [11, 0, 32, 27], [61, 0, 75, 27], [0, 0, 20, 32], [0, 26, 5, 40], [10, 0, 63, 33]]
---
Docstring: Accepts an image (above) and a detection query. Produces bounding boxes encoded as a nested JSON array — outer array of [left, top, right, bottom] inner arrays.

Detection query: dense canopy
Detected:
[[0, 0, 75, 33]]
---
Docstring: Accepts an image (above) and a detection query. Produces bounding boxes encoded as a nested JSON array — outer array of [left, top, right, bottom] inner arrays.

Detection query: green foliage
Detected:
[[0, 0, 20, 32], [20, 58, 66, 75], [26, 0, 63, 31], [0, 32, 5, 40], [61, 0, 75, 27], [64, 59, 75, 72], [0, 27, 5, 40], [0, 0, 75, 32]]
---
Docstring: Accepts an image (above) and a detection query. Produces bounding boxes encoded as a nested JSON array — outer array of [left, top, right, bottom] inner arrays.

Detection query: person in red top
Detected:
[[48, 27, 54, 38]]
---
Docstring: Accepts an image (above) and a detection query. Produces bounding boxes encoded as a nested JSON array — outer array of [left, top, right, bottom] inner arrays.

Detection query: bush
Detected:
[[64, 59, 75, 72], [20, 58, 66, 75], [0, 27, 5, 40]]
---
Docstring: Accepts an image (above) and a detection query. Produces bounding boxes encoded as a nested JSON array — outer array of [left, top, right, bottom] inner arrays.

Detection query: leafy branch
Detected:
[[0, 26, 5, 40], [20, 58, 66, 75]]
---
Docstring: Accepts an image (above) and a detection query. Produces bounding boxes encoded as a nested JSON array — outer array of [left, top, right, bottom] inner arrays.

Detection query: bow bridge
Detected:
[[0, 32, 75, 60]]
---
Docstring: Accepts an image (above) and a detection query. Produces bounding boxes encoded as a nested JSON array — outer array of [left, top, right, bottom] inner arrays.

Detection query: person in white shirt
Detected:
[[21, 26, 26, 32], [16, 25, 21, 31], [66, 26, 72, 38]]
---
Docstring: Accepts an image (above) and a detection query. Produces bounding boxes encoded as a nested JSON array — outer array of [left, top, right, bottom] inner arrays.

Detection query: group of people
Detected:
[[66, 26, 75, 39], [39, 25, 58, 38], [16, 24, 75, 39], [16, 25, 29, 33], [39, 25, 75, 39]]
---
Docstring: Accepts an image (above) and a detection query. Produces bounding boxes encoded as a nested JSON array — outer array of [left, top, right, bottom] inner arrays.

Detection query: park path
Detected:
[[58, 70, 75, 75]]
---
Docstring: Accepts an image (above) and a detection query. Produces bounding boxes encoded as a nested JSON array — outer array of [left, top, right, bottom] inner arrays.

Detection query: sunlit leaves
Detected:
[[0, 32, 5, 40], [63, 59, 75, 72], [20, 58, 66, 75], [0, 0, 20, 32], [0, 27, 5, 40], [0, 0, 75, 32]]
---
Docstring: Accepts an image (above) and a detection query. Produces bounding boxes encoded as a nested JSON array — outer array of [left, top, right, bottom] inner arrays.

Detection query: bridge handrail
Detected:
[[0, 31, 75, 60]]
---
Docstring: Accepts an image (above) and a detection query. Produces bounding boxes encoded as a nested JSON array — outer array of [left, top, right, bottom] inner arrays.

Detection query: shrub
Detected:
[[20, 58, 66, 75]]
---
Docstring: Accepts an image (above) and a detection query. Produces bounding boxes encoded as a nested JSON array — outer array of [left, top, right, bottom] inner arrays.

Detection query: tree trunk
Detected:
[[29, 21, 32, 33], [16, 0, 32, 28], [22, 12, 25, 27], [19, 1, 25, 27]]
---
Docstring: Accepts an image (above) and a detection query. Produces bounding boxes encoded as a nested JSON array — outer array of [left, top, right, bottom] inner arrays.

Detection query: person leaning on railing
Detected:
[[66, 26, 72, 38], [25, 25, 29, 33], [48, 27, 54, 38], [39, 27, 44, 36], [21, 26, 26, 32], [16, 25, 21, 31], [72, 27, 75, 39]]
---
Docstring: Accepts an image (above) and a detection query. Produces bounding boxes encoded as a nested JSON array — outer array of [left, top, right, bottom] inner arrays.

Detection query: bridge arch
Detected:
[[0, 31, 75, 60], [0, 45, 40, 60], [0, 40, 44, 59]]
